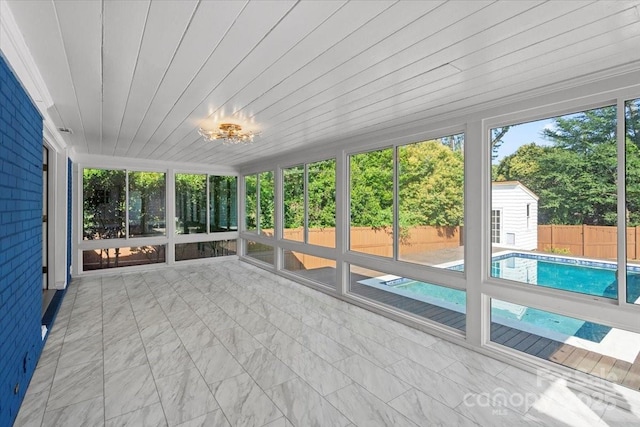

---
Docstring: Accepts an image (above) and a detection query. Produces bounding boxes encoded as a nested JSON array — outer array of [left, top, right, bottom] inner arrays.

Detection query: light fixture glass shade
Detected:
[[199, 123, 260, 144]]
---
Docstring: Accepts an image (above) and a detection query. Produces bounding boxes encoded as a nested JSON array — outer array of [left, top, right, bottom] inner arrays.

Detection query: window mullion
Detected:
[[617, 98, 628, 306], [125, 170, 129, 240]]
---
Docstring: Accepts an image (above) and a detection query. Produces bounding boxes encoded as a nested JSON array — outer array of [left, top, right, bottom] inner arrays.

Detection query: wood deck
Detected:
[[293, 266, 640, 391]]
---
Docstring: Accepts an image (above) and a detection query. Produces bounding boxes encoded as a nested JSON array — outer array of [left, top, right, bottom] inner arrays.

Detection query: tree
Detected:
[[128, 171, 165, 236], [398, 140, 463, 227], [349, 149, 394, 228], [258, 171, 275, 230], [308, 159, 336, 228], [175, 173, 206, 234], [283, 166, 304, 229], [494, 103, 640, 226]]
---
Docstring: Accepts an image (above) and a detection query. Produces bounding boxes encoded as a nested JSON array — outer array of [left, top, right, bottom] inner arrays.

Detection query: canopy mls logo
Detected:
[[462, 368, 618, 416]]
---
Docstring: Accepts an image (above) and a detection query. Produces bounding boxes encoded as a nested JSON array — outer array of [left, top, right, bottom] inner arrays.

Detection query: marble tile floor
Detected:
[[14, 260, 640, 427]]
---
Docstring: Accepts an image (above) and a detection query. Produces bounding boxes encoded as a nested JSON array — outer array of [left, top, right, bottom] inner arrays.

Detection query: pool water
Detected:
[[491, 255, 619, 299], [390, 253, 628, 342]]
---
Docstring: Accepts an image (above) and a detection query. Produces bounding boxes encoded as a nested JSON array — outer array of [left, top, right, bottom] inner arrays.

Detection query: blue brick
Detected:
[[0, 55, 45, 427]]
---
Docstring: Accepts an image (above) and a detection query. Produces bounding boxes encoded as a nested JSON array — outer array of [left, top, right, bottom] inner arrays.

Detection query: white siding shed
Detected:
[[491, 181, 538, 251]]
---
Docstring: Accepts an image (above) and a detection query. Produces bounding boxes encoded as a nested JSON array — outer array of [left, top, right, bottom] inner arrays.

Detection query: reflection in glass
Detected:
[[175, 174, 206, 234], [83, 245, 165, 270], [245, 175, 257, 232], [284, 251, 336, 289], [175, 240, 237, 261], [210, 175, 237, 232], [246, 240, 274, 265], [128, 171, 166, 237], [83, 168, 126, 240]]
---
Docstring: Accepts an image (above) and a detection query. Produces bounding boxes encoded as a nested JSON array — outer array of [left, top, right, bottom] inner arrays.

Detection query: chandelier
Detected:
[[198, 123, 260, 144]]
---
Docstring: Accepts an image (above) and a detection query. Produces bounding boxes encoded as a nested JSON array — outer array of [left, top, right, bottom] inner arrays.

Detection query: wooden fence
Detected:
[[538, 224, 640, 260], [282, 226, 462, 270]]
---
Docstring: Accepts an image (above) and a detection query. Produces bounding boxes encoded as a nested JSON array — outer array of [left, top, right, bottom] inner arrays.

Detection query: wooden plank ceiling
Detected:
[[6, 0, 640, 167]]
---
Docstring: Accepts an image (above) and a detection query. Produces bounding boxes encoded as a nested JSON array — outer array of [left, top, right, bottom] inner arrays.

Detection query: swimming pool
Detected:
[[363, 252, 637, 342], [489, 253, 620, 299]]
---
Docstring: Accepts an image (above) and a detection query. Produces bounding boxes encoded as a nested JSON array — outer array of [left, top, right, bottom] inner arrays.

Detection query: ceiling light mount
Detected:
[[199, 122, 260, 144]]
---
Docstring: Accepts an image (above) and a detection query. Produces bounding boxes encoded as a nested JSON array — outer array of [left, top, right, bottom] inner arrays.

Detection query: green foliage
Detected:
[[128, 171, 165, 236], [245, 175, 257, 230], [308, 159, 336, 228], [283, 166, 304, 229], [350, 148, 394, 228], [495, 101, 640, 226], [175, 173, 207, 234], [259, 171, 275, 230], [398, 141, 463, 227], [83, 168, 126, 239]]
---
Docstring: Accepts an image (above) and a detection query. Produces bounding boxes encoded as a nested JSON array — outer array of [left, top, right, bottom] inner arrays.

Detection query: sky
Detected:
[[492, 118, 554, 164]]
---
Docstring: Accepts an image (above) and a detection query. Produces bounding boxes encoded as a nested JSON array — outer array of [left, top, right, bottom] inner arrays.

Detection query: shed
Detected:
[[491, 181, 539, 251]]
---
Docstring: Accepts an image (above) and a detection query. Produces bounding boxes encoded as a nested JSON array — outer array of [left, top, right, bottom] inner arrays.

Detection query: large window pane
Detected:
[[490, 298, 640, 391], [491, 106, 618, 300], [245, 174, 257, 232], [246, 240, 274, 265], [308, 159, 336, 248], [210, 175, 237, 232], [398, 134, 464, 269], [626, 98, 640, 305], [349, 264, 466, 331], [175, 174, 206, 234], [83, 245, 165, 270], [129, 171, 166, 237], [83, 168, 126, 240], [259, 171, 274, 237], [349, 148, 393, 257], [175, 240, 237, 261], [283, 251, 336, 289], [283, 165, 304, 242]]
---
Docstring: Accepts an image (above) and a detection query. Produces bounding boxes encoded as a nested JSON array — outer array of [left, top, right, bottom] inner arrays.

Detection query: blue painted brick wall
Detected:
[[0, 53, 44, 427]]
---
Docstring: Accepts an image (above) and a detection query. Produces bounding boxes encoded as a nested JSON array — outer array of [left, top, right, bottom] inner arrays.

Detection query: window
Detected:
[[349, 148, 394, 257], [175, 240, 237, 261], [259, 171, 274, 236], [83, 168, 166, 240], [283, 165, 304, 242], [175, 174, 206, 234], [491, 105, 618, 300], [308, 159, 336, 248], [83, 169, 126, 240], [246, 240, 274, 265], [283, 251, 336, 289], [626, 97, 640, 305], [281, 159, 337, 247], [490, 298, 640, 389], [210, 175, 237, 232], [128, 171, 166, 237], [491, 210, 501, 244], [83, 245, 166, 270], [349, 264, 465, 331], [245, 174, 257, 232], [398, 133, 464, 269], [244, 171, 274, 236]]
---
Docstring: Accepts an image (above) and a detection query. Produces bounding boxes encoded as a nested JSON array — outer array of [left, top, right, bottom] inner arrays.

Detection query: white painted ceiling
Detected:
[[5, 0, 640, 167]]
